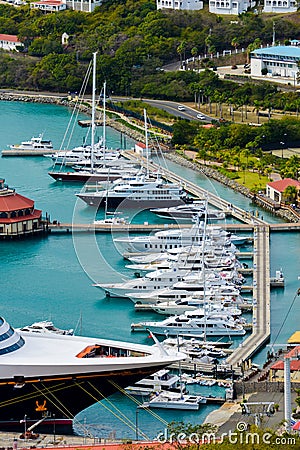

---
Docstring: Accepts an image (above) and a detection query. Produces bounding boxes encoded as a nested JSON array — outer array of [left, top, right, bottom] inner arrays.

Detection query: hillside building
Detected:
[[263, 0, 297, 13], [0, 34, 23, 52], [250, 45, 300, 79], [157, 0, 203, 10], [209, 0, 255, 15]]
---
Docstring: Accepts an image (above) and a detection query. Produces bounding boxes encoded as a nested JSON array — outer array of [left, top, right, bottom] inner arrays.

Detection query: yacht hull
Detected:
[[77, 195, 186, 209], [0, 364, 168, 434], [48, 172, 126, 183]]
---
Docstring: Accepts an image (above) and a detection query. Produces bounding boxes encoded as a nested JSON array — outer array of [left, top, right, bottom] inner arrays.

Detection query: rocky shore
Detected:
[[165, 152, 300, 223], [0, 90, 299, 222]]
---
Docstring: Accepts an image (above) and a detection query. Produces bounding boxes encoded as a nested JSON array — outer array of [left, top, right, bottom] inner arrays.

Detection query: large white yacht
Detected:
[[76, 175, 189, 208], [131, 313, 246, 336], [0, 316, 183, 434], [8, 134, 53, 153], [115, 224, 240, 254]]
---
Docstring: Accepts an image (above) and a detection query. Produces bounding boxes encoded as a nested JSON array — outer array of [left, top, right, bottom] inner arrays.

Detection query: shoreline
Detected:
[[0, 90, 298, 223]]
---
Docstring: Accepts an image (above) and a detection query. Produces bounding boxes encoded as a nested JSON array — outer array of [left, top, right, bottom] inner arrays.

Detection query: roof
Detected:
[[267, 178, 300, 193], [0, 193, 34, 212], [31, 0, 65, 4], [0, 210, 42, 224], [271, 360, 300, 371], [252, 45, 300, 59], [135, 142, 147, 148], [0, 34, 20, 43], [288, 331, 300, 344]]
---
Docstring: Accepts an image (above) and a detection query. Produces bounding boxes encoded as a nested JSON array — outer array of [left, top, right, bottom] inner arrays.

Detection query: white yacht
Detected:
[[115, 224, 234, 254], [125, 369, 181, 396], [76, 175, 188, 208], [152, 298, 243, 316], [142, 390, 207, 410], [96, 267, 188, 298], [131, 313, 246, 336], [127, 284, 242, 304], [17, 320, 74, 335], [9, 134, 53, 153], [150, 202, 226, 222]]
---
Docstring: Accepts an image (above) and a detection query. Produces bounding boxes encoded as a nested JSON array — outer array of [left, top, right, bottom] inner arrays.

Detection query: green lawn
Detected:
[[235, 170, 269, 191]]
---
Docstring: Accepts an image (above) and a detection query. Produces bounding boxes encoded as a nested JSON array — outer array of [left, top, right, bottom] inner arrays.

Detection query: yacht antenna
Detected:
[[91, 52, 97, 174], [143, 109, 149, 178], [201, 195, 208, 342], [103, 80, 106, 161]]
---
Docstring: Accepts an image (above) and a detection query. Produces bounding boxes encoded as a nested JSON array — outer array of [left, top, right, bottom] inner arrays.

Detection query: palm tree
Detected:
[[191, 46, 198, 70], [177, 41, 187, 68], [283, 185, 298, 204]]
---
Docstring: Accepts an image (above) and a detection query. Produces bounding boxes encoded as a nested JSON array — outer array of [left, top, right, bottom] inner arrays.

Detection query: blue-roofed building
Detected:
[[250, 45, 300, 79], [264, 0, 296, 13]]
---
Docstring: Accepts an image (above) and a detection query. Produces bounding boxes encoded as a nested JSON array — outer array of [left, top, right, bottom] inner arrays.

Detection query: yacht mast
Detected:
[[143, 109, 149, 178], [103, 80, 106, 160], [91, 52, 97, 174]]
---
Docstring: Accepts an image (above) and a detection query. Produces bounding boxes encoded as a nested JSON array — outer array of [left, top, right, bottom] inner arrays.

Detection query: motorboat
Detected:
[[0, 316, 183, 434], [150, 202, 226, 222], [76, 175, 189, 208], [127, 284, 242, 304], [152, 298, 243, 316], [8, 134, 53, 153], [131, 313, 246, 336], [17, 320, 74, 335], [141, 390, 207, 410], [115, 224, 235, 254], [95, 267, 188, 298], [125, 369, 181, 396]]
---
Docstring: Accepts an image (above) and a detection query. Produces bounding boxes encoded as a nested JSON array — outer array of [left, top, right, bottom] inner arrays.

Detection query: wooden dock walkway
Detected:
[[226, 225, 271, 368]]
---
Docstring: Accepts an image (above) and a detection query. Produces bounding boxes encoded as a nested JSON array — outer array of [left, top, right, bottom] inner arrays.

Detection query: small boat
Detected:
[[6, 134, 53, 154], [125, 369, 181, 396], [18, 320, 74, 335], [270, 269, 285, 288], [150, 202, 226, 222], [142, 390, 207, 410], [94, 217, 129, 225]]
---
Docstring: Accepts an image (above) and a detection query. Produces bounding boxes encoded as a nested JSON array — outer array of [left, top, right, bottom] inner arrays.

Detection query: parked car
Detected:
[[177, 105, 185, 111], [231, 65, 238, 69]]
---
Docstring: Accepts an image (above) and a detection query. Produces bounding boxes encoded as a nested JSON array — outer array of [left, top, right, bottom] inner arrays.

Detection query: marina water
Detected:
[[0, 100, 299, 440]]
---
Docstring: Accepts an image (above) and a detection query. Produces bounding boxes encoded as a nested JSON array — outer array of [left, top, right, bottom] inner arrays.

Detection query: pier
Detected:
[[2, 149, 56, 156], [226, 225, 271, 369]]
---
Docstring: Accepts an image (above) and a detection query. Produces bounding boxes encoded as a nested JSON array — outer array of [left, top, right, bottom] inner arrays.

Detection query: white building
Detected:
[[157, 0, 203, 11], [209, 0, 254, 15], [263, 0, 296, 13], [0, 34, 23, 51], [66, 0, 102, 12], [266, 178, 300, 203], [250, 45, 300, 79], [30, 0, 66, 12]]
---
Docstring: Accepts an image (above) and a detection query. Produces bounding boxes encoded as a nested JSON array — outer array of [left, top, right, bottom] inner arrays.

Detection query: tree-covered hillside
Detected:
[[0, 3, 300, 94]]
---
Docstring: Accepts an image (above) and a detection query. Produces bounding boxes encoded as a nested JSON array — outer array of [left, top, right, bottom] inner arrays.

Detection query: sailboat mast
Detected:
[[103, 81, 106, 160], [91, 52, 97, 174], [201, 196, 208, 342], [143, 109, 149, 178]]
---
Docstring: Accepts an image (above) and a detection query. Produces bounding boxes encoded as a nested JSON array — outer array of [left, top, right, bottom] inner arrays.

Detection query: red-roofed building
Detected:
[[269, 345, 300, 382], [0, 34, 23, 52], [134, 142, 151, 156], [30, 0, 66, 12], [266, 178, 300, 203], [0, 179, 44, 238]]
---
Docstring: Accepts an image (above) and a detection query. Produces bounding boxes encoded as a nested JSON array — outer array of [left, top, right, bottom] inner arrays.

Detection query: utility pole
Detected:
[[272, 22, 276, 47]]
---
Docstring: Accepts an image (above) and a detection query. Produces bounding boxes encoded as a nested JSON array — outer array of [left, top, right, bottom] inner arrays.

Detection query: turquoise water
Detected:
[[0, 100, 299, 440]]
